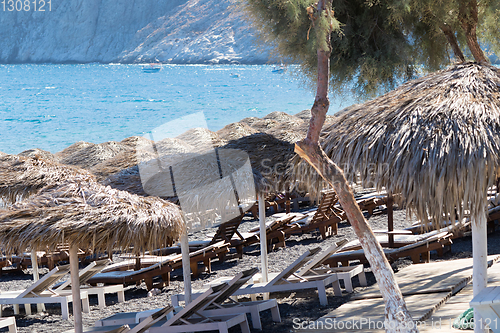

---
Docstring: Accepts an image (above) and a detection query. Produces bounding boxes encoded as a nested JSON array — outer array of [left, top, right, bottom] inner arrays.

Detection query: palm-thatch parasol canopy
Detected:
[[216, 122, 258, 142], [293, 62, 500, 224], [0, 154, 95, 204], [222, 133, 296, 193], [0, 178, 185, 255], [58, 141, 130, 169]]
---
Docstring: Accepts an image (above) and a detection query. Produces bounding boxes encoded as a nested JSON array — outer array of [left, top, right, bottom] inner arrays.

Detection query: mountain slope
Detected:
[[0, 0, 272, 64]]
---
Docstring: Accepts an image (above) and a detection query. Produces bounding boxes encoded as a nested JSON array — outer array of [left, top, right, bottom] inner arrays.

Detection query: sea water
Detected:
[[0, 64, 356, 154]]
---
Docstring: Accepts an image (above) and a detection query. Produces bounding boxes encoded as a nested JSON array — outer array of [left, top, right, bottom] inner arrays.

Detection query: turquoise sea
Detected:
[[0, 64, 356, 155]]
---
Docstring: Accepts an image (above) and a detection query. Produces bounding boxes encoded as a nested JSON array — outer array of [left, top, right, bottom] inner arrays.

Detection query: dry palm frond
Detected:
[[292, 62, 500, 225]]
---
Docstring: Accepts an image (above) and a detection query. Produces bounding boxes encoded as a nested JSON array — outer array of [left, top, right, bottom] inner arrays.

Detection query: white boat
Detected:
[[272, 64, 286, 74], [142, 63, 162, 73]]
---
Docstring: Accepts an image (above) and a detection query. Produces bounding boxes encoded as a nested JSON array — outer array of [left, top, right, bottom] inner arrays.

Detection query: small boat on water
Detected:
[[272, 64, 287, 74], [230, 73, 240, 78], [142, 63, 162, 73]]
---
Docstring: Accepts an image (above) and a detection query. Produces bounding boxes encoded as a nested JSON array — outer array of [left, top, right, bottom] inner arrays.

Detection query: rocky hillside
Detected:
[[0, 0, 274, 64]]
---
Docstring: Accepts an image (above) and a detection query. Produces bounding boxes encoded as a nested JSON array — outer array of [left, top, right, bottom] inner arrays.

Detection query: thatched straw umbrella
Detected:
[[216, 122, 258, 142], [264, 119, 307, 144], [176, 127, 225, 150], [221, 133, 296, 193], [59, 141, 130, 169], [239, 116, 260, 127], [0, 154, 95, 204], [137, 148, 262, 223], [0, 178, 184, 333], [18, 148, 56, 161], [294, 62, 500, 323], [55, 141, 95, 161]]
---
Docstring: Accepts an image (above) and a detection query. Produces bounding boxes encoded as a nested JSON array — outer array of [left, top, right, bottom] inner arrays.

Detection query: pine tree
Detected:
[[243, 1, 499, 332], [243, 0, 500, 97]]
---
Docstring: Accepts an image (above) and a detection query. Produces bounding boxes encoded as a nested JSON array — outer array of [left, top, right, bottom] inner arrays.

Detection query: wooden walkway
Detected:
[[297, 256, 500, 332], [419, 261, 500, 332]]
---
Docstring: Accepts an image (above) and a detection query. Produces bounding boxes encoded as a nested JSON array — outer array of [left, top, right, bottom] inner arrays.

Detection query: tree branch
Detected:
[[440, 23, 466, 63]]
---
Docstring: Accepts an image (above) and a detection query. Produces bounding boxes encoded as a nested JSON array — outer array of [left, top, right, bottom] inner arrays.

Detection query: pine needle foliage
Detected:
[[242, 0, 500, 98]]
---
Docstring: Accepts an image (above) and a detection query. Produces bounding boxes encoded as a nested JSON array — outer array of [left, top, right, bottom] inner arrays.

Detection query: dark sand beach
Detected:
[[0, 206, 497, 333]]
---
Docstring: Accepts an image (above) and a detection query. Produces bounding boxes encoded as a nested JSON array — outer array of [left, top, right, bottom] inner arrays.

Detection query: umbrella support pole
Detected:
[[69, 245, 83, 333], [258, 195, 269, 300], [180, 230, 192, 304], [472, 213, 488, 333], [30, 247, 45, 313]]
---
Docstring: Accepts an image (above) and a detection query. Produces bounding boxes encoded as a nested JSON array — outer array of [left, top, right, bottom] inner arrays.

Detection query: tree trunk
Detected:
[[458, 0, 489, 64], [297, 1, 417, 332], [440, 23, 466, 63]]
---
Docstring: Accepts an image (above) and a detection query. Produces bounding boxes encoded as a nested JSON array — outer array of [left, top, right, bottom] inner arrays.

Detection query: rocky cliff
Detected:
[[0, 0, 273, 64]]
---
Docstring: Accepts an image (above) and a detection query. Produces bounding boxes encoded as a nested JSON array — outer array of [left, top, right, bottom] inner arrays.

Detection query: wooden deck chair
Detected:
[[95, 285, 249, 333], [52, 259, 125, 309], [197, 267, 281, 330], [88, 241, 230, 290], [294, 239, 367, 292], [152, 216, 246, 259], [207, 214, 246, 259], [249, 192, 291, 219], [239, 215, 296, 252], [173, 247, 341, 306], [99, 268, 279, 330], [285, 189, 345, 239], [0, 317, 17, 333], [148, 283, 250, 333], [325, 231, 453, 267], [0, 264, 90, 319]]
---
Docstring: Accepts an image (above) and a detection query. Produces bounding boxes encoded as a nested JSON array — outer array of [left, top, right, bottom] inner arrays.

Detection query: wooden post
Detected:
[[180, 230, 191, 304], [388, 196, 394, 248], [30, 247, 45, 313], [259, 194, 270, 300], [258, 194, 268, 283], [472, 213, 488, 333], [69, 245, 83, 333]]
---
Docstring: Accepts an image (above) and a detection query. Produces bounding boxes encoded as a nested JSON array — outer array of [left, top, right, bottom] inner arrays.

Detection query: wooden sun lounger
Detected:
[[238, 215, 296, 252], [285, 189, 345, 239], [153, 214, 246, 259], [91, 284, 250, 333], [324, 231, 453, 267], [98, 268, 280, 330], [0, 264, 90, 320], [249, 192, 292, 219], [12, 245, 90, 270], [174, 247, 342, 306], [88, 241, 230, 289], [52, 259, 125, 310]]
